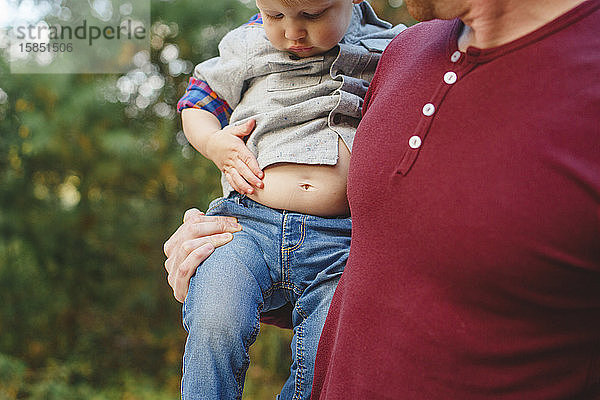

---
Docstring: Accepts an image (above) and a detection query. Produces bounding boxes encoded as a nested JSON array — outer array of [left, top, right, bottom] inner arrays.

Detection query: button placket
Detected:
[[397, 51, 474, 176], [398, 51, 462, 175]]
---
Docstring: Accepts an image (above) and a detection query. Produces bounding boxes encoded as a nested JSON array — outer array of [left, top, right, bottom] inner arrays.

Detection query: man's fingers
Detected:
[[173, 243, 215, 303], [172, 220, 240, 258], [183, 208, 239, 225], [182, 233, 234, 254], [164, 213, 239, 258], [209, 233, 235, 247], [164, 210, 204, 257], [181, 217, 241, 242], [190, 214, 239, 224], [164, 257, 173, 274], [163, 210, 243, 302], [188, 218, 241, 233], [183, 208, 204, 223]]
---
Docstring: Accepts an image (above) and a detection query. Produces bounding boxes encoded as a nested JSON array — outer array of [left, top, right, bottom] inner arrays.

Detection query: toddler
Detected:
[[177, 0, 404, 398]]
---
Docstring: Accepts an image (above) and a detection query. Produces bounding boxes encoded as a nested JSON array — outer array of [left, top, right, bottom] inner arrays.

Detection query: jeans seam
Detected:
[[263, 281, 303, 298], [292, 309, 306, 400], [281, 213, 289, 285], [233, 302, 263, 399], [294, 301, 309, 320], [205, 197, 228, 215]]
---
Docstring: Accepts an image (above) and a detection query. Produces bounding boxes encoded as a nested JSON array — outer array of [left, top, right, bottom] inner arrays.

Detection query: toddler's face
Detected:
[[256, 0, 363, 58]]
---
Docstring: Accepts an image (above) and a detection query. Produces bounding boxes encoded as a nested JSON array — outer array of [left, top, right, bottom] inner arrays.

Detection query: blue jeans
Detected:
[[182, 193, 351, 400]]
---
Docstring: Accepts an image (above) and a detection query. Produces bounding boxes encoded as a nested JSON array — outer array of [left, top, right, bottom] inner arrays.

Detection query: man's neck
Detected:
[[457, 0, 589, 51]]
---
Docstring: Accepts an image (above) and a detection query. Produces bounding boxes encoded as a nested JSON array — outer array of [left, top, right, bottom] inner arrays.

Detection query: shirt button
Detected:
[[444, 71, 457, 84], [451, 50, 461, 62], [409, 135, 422, 149], [422, 103, 435, 116]]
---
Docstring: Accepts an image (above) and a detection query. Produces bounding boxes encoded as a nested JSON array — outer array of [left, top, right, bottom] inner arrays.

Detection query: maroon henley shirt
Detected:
[[313, 1, 600, 399]]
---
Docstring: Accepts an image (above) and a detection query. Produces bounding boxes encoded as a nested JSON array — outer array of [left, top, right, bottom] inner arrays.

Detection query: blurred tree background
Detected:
[[0, 1, 413, 398]]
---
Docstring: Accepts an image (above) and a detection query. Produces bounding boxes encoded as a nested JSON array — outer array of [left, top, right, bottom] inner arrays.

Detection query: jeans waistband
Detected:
[[226, 192, 351, 220]]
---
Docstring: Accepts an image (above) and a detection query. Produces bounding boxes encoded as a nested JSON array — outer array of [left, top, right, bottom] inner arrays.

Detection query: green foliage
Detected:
[[0, 354, 26, 398], [0, 0, 410, 398]]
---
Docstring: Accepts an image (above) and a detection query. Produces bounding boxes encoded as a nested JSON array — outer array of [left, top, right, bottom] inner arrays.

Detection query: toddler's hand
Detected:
[[206, 119, 264, 194]]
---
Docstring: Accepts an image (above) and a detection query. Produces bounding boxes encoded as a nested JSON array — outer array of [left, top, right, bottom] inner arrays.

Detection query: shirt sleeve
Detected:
[[177, 78, 232, 128], [177, 23, 254, 128]]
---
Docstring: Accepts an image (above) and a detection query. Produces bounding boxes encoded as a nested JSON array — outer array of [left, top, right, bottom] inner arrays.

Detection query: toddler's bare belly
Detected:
[[247, 139, 350, 217]]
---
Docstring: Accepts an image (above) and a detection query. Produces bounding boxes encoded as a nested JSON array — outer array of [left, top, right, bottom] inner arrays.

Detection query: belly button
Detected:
[[299, 183, 314, 191]]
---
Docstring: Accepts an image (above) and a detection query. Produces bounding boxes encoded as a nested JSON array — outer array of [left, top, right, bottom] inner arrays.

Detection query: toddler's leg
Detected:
[[280, 274, 341, 400], [278, 214, 351, 400], [181, 231, 270, 400]]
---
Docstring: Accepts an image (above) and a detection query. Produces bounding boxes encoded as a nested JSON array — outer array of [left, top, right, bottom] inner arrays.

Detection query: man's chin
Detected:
[[405, 0, 438, 22]]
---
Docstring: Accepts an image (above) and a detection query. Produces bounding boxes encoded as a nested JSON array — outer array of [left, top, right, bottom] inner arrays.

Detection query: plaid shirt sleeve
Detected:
[[245, 13, 262, 25], [177, 77, 233, 128]]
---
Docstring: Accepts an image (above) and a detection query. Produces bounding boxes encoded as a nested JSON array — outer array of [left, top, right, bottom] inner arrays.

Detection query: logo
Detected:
[[7, 0, 150, 74]]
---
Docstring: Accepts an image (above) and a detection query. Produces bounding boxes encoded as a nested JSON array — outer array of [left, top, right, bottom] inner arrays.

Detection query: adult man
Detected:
[[164, 0, 600, 397]]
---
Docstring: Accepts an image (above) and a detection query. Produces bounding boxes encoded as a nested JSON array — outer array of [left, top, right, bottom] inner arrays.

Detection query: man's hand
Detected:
[[163, 208, 242, 302], [206, 119, 264, 195]]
